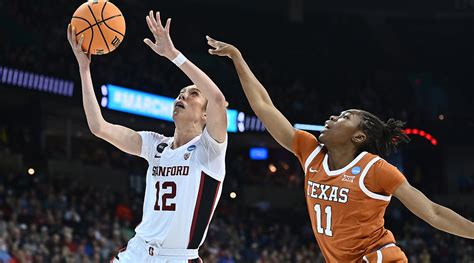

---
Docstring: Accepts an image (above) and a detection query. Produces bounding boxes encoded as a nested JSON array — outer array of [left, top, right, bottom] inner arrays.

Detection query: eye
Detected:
[[343, 115, 350, 119], [191, 91, 199, 96]]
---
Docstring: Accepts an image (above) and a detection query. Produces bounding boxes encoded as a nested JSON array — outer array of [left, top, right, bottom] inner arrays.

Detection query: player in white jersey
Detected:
[[67, 10, 228, 263]]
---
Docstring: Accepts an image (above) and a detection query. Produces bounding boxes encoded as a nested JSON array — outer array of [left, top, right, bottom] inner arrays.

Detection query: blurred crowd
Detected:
[[2, 0, 465, 127], [0, 169, 473, 263]]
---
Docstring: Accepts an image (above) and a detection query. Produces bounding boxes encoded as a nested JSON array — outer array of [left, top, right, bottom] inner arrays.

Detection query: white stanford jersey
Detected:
[[135, 128, 227, 251]]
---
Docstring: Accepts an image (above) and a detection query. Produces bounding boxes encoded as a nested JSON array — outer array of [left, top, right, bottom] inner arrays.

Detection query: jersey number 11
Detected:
[[314, 204, 333, 237]]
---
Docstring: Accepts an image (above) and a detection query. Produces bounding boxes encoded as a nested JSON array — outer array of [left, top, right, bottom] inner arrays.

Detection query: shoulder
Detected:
[[139, 131, 172, 147]]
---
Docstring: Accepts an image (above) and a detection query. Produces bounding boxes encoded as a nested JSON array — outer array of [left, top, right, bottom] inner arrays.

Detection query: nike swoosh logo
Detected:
[[309, 167, 318, 173]]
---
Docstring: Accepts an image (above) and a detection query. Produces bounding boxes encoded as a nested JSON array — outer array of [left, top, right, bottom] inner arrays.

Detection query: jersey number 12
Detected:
[[154, 181, 176, 211], [314, 204, 333, 237]]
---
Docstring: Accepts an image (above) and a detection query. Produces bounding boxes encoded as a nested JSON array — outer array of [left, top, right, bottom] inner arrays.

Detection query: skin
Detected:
[[66, 11, 227, 158], [206, 37, 474, 240]]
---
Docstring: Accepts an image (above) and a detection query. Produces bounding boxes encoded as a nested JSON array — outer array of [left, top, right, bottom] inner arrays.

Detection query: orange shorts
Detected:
[[362, 244, 408, 263]]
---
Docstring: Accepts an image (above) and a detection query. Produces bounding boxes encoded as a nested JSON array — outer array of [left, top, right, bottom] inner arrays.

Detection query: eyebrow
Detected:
[[188, 88, 201, 93], [339, 111, 353, 117]]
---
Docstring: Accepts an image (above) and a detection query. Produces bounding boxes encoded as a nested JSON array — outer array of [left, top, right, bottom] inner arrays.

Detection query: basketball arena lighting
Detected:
[[0, 65, 74, 97], [249, 147, 268, 160], [100, 84, 238, 132], [294, 123, 325, 131], [404, 128, 438, 146]]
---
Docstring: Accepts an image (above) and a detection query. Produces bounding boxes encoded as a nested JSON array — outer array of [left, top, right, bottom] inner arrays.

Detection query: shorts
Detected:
[[111, 235, 202, 263], [362, 243, 408, 263]]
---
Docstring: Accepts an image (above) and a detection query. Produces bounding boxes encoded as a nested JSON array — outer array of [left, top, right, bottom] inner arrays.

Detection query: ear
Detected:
[[352, 131, 366, 144], [201, 112, 207, 122]]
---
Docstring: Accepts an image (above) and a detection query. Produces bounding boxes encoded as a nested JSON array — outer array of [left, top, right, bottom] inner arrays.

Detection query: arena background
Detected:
[[1, 0, 474, 262]]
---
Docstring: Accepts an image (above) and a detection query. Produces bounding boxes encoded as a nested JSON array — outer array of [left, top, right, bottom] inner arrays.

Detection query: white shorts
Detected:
[[111, 235, 202, 263]]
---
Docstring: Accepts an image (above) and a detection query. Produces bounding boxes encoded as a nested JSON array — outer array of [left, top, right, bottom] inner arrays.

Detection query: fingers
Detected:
[[206, 36, 218, 48], [148, 10, 158, 29], [164, 18, 171, 33], [71, 25, 77, 49], [146, 15, 155, 33], [77, 34, 85, 49], [67, 24, 72, 44], [206, 35, 216, 42], [156, 11, 163, 28], [208, 49, 217, 55], [143, 38, 155, 50]]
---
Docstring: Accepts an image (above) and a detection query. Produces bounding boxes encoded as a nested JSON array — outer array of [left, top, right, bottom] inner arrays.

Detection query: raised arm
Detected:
[[143, 11, 227, 143], [394, 180, 474, 239], [206, 37, 295, 152], [67, 24, 142, 156]]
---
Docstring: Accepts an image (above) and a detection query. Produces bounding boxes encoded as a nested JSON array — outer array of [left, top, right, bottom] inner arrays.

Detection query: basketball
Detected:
[[70, 0, 125, 55]]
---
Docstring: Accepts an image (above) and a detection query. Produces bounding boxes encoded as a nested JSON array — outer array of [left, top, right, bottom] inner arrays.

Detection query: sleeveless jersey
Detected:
[[135, 128, 227, 250], [292, 130, 406, 262]]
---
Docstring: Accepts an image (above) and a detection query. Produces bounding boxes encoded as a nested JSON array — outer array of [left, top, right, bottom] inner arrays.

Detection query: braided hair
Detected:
[[356, 110, 410, 158]]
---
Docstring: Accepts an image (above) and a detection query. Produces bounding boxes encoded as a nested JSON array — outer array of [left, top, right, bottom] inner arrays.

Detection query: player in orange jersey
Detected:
[[206, 37, 474, 262]]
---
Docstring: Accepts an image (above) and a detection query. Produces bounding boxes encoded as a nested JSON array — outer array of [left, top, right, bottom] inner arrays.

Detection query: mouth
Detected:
[[174, 101, 185, 109]]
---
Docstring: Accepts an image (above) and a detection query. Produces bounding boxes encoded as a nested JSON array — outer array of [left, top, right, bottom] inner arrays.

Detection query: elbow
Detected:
[[426, 203, 441, 226], [89, 124, 103, 137]]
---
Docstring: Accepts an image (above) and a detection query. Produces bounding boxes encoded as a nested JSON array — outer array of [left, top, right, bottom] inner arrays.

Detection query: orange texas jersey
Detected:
[[292, 130, 407, 262]]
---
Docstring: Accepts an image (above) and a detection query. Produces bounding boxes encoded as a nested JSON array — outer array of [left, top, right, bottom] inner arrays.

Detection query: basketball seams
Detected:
[[86, 3, 111, 53], [71, 16, 94, 54], [74, 14, 123, 37], [101, 2, 125, 38], [71, 0, 125, 55]]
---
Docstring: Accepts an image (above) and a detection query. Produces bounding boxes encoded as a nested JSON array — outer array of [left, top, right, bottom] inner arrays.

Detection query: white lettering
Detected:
[[339, 188, 349, 203], [319, 185, 330, 200], [328, 186, 339, 202]]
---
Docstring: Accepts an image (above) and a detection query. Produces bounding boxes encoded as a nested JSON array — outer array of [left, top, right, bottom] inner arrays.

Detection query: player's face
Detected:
[[318, 110, 366, 146], [172, 86, 208, 126]]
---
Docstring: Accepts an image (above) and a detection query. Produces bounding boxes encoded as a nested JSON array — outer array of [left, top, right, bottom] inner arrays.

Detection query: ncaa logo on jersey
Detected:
[[351, 166, 361, 175], [342, 174, 355, 183], [155, 143, 168, 158], [187, 145, 197, 151]]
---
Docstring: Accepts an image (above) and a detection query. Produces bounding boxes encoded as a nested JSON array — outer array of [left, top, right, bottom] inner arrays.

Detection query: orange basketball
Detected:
[[70, 0, 126, 55]]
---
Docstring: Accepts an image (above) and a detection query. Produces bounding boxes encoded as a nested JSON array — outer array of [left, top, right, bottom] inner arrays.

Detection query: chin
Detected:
[[318, 133, 325, 143]]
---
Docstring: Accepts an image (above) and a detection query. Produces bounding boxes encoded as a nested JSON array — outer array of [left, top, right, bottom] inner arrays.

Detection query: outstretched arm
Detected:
[[207, 37, 295, 152], [67, 24, 142, 156], [144, 11, 227, 143], [394, 180, 474, 239]]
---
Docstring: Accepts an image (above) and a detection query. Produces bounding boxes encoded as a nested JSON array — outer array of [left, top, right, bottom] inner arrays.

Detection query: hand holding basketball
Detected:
[[67, 24, 91, 68], [144, 11, 179, 60], [207, 36, 241, 59]]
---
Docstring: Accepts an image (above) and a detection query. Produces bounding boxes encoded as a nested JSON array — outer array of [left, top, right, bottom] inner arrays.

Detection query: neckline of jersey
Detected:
[[167, 134, 201, 152], [322, 151, 368, 176]]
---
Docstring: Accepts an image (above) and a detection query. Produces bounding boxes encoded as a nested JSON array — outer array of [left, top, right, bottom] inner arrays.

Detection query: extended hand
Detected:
[[144, 11, 178, 59], [206, 36, 241, 59], [67, 24, 91, 69]]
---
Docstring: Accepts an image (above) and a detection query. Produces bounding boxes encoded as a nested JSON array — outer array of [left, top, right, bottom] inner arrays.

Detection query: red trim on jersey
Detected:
[[188, 172, 205, 245], [207, 181, 221, 226]]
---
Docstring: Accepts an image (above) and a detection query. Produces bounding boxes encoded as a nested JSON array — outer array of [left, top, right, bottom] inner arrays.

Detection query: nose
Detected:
[[329, 115, 337, 121], [178, 93, 186, 101]]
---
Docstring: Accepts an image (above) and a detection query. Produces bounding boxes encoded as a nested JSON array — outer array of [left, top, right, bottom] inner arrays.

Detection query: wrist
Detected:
[[230, 49, 242, 59], [166, 49, 180, 61], [230, 50, 242, 60]]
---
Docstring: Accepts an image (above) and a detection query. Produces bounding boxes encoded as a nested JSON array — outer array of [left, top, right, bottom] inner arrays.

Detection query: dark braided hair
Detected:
[[356, 110, 410, 158]]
